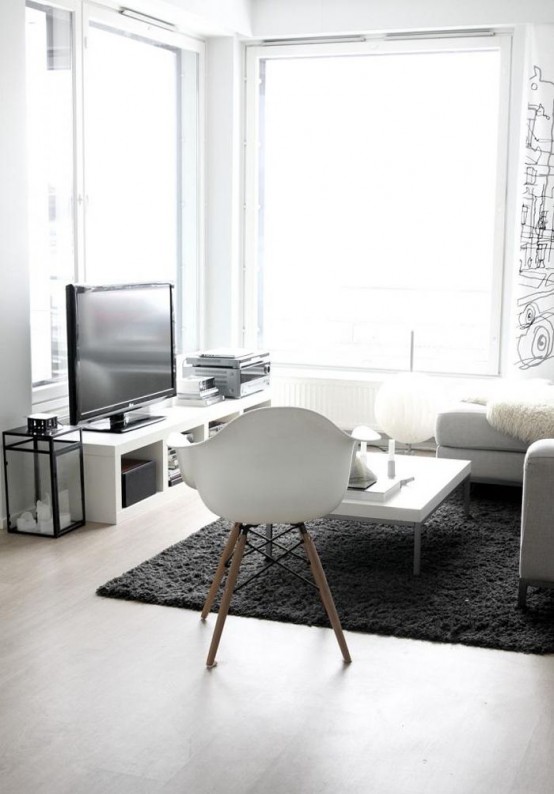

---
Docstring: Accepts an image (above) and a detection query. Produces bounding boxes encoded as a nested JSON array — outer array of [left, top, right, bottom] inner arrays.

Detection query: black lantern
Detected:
[[2, 424, 86, 537]]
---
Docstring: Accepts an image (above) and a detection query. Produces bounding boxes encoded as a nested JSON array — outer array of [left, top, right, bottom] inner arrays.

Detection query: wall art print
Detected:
[[517, 47, 554, 371]]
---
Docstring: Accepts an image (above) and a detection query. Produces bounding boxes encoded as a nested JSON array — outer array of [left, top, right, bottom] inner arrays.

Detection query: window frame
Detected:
[[29, 0, 205, 411], [242, 33, 512, 376]]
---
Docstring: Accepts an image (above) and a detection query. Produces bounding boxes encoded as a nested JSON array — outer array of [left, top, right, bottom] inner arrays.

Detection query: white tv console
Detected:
[[82, 390, 271, 524]]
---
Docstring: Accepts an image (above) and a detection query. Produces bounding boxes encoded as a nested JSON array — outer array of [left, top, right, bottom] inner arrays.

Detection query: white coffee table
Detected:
[[330, 453, 471, 575]]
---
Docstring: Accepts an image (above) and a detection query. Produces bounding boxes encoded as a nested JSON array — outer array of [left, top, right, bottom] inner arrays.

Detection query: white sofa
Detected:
[[435, 402, 528, 485], [519, 439, 554, 607], [436, 402, 554, 607]]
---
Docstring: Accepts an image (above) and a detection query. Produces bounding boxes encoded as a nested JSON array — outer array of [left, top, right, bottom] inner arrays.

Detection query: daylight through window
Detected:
[[26, 1, 202, 398], [245, 36, 510, 375]]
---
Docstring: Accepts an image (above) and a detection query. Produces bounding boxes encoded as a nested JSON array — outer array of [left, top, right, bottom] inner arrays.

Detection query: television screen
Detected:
[[66, 282, 176, 432]]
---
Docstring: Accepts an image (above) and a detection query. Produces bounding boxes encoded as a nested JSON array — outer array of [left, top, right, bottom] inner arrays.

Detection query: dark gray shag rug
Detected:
[[97, 485, 554, 654]]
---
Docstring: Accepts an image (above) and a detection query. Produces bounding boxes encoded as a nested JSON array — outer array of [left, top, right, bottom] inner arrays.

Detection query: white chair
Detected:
[[168, 406, 356, 667]]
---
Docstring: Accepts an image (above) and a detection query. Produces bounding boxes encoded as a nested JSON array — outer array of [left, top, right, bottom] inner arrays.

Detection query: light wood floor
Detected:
[[1, 483, 553, 794]]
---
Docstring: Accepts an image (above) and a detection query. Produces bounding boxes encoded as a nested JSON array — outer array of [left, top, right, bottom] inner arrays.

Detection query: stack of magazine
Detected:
[[348, 474, 403, 502], [176, 375, 224, 407], [167, 447, 182, 486]]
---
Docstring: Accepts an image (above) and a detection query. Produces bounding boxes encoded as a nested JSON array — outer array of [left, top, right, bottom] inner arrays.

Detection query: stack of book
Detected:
[[176, 375, 224, 407], [167, 432, 194, 486], [347, 474, 409, 502], [167, 447, 183, 486]]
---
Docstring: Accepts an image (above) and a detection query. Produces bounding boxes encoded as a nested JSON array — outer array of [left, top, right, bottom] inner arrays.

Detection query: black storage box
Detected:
[[121, 458, 157, 508]]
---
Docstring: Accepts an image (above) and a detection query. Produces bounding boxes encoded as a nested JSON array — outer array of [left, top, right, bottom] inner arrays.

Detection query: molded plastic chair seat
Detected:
[[168, 406, 356, 667]]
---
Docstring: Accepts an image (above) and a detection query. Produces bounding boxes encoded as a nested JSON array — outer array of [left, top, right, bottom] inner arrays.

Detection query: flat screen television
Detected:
[[66, 282, 176, 433]]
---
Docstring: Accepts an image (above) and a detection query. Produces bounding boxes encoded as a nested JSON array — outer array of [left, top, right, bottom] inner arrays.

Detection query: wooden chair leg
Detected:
[[206, 529, 248, 668], [299, 525, 352, 664], [201, 522, 241, 620]]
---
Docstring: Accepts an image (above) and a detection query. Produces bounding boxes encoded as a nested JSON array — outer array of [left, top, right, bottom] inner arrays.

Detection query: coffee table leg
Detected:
[[413, 523, 421, 575], [463, 477, 471, 517]]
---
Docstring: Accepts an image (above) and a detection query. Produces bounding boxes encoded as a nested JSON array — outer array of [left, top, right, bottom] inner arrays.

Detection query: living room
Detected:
[[1, 0, 554, 791]]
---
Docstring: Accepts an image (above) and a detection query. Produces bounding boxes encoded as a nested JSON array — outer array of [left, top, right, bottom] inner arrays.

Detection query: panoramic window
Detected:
[[244, 36, 511, 375], [26, 1, 202, 400]]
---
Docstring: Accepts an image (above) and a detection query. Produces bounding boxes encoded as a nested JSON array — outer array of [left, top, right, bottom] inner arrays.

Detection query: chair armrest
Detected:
[[520, 439, 554, 581]]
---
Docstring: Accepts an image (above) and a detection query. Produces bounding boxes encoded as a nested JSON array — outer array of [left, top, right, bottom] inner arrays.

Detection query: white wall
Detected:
[[204, 36, 244, 348], [251, 0, 554, 38], [94, 0, 253, 36], [0, 0, 32, 518], [162, 0, 252, 35]]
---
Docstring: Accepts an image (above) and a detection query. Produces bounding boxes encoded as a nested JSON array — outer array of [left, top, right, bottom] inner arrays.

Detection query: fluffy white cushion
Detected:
[[486, 385, 554, 443]]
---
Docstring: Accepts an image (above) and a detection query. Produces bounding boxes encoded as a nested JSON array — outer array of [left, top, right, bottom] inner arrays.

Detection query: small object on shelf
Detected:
[[177, 375, 216, 395], [188, 348, 264, 363], [350, 426, 381, 488], [175, 392, 225, 408], [167, 446, 183, 486], [209, 422, 227, 436], [186, 349, 271, 398], [387, 439, 396, 478], [27, 413, 58, 434], [178, 386, 219, 400], [349, 475, 403, 502], [2, 424, 86, 538], [121, 458, 157, 508], [348, 453, 377, 489]]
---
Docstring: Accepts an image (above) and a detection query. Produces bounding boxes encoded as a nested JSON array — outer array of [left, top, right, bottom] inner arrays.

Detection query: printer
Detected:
[[186, 349, 270, 398]]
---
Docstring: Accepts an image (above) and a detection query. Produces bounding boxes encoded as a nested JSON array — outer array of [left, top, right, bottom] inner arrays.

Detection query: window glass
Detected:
[[26, 3, 202, 399], [248, 40, 509, 375], [26, 2, 74, 386], [85, 25, 179, 284]]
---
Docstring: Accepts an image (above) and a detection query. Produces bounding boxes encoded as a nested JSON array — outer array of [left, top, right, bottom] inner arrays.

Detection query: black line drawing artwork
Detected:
[[517, 65, 554, 370]]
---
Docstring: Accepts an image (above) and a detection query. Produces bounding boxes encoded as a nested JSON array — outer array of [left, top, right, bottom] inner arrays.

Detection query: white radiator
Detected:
[[270, 374, 383, 432]]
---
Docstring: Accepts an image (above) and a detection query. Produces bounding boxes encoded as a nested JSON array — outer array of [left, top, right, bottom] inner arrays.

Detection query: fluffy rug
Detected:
[[97, 485, 554, 654]]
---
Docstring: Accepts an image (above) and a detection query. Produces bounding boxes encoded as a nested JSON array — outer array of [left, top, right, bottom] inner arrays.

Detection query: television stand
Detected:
[[83, 412, 165, 434], [81, 390, 271, 524]]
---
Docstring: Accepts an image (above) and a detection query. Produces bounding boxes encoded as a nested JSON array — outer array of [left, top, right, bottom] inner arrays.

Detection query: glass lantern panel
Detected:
[[5, 443, 55, 535], [56, 447, 84, 528]]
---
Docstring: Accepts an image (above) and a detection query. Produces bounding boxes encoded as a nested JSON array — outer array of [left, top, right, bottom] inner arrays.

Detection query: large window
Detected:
[[85, 24, 180, 284], [244, 35, 511, 375], [26, 1, 202, 401], [26, 1, 75, 387]]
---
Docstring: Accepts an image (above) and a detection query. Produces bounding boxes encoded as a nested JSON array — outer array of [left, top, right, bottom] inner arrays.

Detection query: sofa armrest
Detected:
[[520, 439, 554, 583]]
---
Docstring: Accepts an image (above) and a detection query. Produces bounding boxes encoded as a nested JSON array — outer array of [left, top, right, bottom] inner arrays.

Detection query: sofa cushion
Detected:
[[435, 403, 528, 452], [436, 445, 524, 484]]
